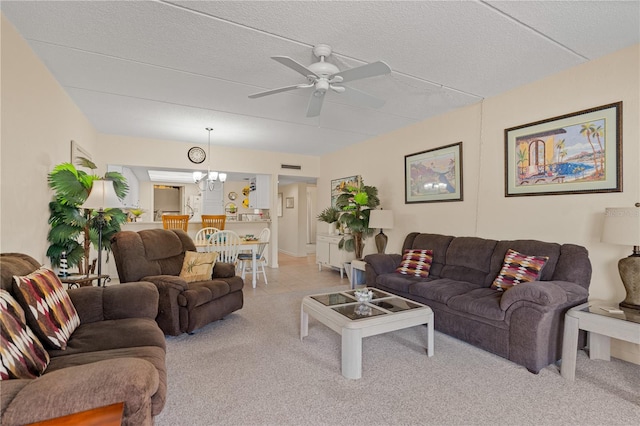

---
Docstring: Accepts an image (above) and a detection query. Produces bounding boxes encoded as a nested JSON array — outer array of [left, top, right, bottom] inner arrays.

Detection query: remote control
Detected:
[[600, 306, 623, 314]]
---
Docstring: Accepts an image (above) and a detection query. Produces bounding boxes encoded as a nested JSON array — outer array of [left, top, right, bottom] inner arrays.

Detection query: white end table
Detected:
[[349, 260, 367, 289], [561, 300, 640, 380]]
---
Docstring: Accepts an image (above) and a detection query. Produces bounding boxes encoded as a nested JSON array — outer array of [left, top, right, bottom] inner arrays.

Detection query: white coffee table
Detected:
[[561, 300, 640, 380], [300, 288, 434, 379]]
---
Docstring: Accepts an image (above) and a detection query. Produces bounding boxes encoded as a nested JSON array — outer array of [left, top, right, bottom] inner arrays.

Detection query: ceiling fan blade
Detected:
[[332, 61, 391, 83], [340, 85, 386, 108], [272, 56, 319, 79], [306, 92, 326, 117], [248, 84, 303, 99]]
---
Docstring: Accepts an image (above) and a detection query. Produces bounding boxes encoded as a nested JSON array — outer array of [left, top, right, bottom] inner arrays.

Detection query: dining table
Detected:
[[195, 238, 262, 288]]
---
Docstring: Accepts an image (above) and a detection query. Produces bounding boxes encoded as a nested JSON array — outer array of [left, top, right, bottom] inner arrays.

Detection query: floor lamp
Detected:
[[369, 209, 394, 254], [601, 205, 640, 309], [81, 180, 122, 286]]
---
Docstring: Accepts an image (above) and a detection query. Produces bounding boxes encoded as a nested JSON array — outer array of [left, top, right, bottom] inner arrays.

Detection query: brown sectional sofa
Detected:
[[0, 253, 166, 425], [111, 228, 244, 335], [365, 232, 592, 373]]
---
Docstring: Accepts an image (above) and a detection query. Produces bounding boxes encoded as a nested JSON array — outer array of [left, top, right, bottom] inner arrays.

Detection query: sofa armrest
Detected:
[[141, 275, 189, 336], [364, 253, 402, 275], [68, 282, 159, 323], [1, 358, 158, 426], [500, 281, 572, 311], [212, 262, 236, 278]]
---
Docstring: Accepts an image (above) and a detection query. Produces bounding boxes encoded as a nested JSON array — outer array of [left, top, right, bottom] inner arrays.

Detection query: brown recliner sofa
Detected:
[[0, 253, 166, 425], [365, 232, 592, 373], [111, 228, 244, 336]]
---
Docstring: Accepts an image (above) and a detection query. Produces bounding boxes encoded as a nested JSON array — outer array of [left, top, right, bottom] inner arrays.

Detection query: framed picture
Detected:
[[331, 175, 361, 207], [505, 102, 622, 197], [285, 197, 294, 208], [405, 142, 463, 203], [70, 140, 91, 166], [277, 193, 283, 217]]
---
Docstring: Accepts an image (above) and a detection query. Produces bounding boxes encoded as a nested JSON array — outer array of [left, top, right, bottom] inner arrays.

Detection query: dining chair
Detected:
[[162, 214, 189, 231], [201, 214, 226, 230], [207, 230, 241, 265], [238, 227, 270, 284], [194, 227, 221, 251]]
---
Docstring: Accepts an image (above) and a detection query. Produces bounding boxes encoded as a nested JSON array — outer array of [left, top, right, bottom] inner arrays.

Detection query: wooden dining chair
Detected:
[[194, 227, 220, 251], [201, 214, 226, 230], [162, 214, 189, 231]]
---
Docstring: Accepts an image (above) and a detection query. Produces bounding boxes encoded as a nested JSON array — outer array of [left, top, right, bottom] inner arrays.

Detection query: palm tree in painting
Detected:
[[554, 138, 565, 164], [516, 146, 527, 179], [593, 125, 605, 172], [580, 122, 600, 177]]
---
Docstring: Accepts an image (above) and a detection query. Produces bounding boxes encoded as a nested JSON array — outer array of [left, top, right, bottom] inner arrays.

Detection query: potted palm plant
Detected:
[[47, 157, 128, 274], [317, 206, 341, 234], [335, 180, 380, 259]]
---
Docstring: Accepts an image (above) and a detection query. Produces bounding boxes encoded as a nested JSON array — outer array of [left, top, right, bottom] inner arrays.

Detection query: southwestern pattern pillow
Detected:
[[492, 249, 549, 291], [13, 268, 80, 350], [179, 251, 218, 283], [0, 289, 50, 380], [396, 249, 434, 278]]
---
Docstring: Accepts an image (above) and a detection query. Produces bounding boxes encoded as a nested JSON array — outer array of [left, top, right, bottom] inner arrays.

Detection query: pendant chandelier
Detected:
[[193, 127, 227, 191]]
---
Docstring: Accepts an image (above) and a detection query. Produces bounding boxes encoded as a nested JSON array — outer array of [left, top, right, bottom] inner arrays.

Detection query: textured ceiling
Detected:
[[3, 1, 639, 159]]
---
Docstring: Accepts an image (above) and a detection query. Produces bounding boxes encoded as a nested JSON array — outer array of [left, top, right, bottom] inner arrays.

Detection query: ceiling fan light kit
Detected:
[[249, 44, 391, 117]]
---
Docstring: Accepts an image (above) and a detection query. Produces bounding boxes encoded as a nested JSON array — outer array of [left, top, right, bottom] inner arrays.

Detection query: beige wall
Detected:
[[1, 16, 99, 262], [319, 44, 640, 363]]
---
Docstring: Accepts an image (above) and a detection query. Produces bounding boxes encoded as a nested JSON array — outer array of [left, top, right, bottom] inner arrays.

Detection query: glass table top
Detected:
[[584, 302, 640, 324], [309, 288, 424, 320]]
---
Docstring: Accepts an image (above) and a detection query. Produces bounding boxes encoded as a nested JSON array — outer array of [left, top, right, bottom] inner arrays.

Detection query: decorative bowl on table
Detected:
[[354, 288, 373, 303]]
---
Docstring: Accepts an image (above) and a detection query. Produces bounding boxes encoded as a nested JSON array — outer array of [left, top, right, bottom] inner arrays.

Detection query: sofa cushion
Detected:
[[0, 289, 49, 379], [47, 318, 165, 358], [491, 249, 548, 291], [179, 251, 218, 283], [178, 280, 231, 308], [409, 279, 481, 305], [396, 249, 433, 278], [447, 288, 505, 321], [487, 240, 560, 286], [12, 268, 80, 350], [407, 234, 454, 277], [376, 273, 431, 294], [440, 237, 498, 285]]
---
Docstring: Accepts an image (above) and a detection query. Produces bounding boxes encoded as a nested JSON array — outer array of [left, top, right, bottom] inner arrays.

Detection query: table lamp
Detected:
[[81, 180, 122, 286], [601, 205, 640, 309], [369, 209, 394, 254]]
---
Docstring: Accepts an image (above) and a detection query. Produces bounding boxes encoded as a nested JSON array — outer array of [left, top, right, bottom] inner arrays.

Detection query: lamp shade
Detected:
[[369, 209, 394, 229], [601, 207, 640, 247], [81, 180, 122, 211]]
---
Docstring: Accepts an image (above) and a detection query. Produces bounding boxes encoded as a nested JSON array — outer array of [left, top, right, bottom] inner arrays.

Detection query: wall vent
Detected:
[[281, 164, 302, 170]]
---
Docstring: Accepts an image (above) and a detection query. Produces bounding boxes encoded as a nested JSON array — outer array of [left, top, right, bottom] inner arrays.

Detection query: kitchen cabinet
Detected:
[[316, 233, 354, 279], [249, 174, 270, 209]]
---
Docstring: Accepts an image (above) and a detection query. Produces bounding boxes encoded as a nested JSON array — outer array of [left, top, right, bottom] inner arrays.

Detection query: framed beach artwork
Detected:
[[405, 142, 463, 204], [70, 140, 92, 166], [331, 175, 361, 207], [504, 102, 622, 197]]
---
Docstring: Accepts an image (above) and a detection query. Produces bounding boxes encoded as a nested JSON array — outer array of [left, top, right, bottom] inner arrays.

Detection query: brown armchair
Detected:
[[111, 229, 243, 335]]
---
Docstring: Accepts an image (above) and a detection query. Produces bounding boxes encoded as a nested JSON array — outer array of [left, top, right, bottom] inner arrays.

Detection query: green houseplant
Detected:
[[47, 158, 128, 274], [317, 206, 341, 234], [335, 180, 380, 259]]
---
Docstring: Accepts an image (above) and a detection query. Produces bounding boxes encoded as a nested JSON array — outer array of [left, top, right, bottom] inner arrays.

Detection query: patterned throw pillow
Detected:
[[179, 251, 218, 283], [0, 289, 50, 380], [492, 249, 549, 291], [396, 249, 434, 278], [13, 268, 80, 350]]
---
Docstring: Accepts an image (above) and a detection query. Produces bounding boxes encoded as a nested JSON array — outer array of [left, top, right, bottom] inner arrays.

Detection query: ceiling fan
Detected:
[[248, 44, 391, 117]]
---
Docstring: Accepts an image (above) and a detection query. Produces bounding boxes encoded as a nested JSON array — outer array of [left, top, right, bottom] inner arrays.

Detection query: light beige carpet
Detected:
[[155, 286, 639, 425]]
